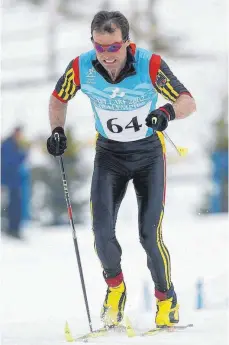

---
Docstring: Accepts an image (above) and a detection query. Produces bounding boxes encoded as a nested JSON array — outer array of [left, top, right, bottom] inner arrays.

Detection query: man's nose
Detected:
[[103, 53, 114, 59]]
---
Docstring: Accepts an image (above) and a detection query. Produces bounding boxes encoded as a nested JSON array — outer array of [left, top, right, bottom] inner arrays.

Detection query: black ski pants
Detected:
[[90, 133, 172, 292]]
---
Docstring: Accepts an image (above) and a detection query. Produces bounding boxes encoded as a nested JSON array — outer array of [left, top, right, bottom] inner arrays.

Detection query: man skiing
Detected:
[[47, 11, 196, 328]]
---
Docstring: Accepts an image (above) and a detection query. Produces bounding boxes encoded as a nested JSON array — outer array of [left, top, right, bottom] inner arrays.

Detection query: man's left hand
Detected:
[[145, 103, 176, 132]]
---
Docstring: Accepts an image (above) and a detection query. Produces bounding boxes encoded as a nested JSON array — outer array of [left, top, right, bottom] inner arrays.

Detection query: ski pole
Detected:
[[164, 131, 188, 157], [54, 132, 93, 333]]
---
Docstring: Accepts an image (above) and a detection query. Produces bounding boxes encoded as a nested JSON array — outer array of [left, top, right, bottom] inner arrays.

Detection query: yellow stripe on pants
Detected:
[[156, 210, 170, 290], [156, 131, 166, 154], [156, 132, 171, 285], [159, 222, 171, 286]]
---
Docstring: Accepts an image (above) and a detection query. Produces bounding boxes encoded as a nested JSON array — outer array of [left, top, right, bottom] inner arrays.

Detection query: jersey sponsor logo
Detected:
[[83, 85, 156, 111], [110, 87, 125, 99], [86, 67, 96, 84], [87, 67, 96, 77]]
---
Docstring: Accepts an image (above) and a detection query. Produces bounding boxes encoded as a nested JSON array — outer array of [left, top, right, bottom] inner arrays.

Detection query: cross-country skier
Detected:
[[47, 11, 196, 328]]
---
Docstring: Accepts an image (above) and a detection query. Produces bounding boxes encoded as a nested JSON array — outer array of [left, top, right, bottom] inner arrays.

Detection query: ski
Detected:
[[65, 319, 193, 342], [124, 316, 136, 337], [65, 321, 128, 342], [141, 323, 194, 337], [124, 318, 193, 338]]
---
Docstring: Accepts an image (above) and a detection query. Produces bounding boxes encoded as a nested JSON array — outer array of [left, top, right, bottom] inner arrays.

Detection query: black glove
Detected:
[[145, 103, 176, 132], [47, 127, 67, 156]]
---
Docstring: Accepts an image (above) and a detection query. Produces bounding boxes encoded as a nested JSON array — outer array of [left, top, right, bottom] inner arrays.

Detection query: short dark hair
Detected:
[[91, 11, 129, 41]]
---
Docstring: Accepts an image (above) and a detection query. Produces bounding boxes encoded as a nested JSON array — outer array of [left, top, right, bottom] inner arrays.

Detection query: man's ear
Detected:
[[125, 39, 130, 47]]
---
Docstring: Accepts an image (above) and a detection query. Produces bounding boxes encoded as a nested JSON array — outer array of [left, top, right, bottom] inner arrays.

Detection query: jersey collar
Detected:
[[92, 45, 136, 84]]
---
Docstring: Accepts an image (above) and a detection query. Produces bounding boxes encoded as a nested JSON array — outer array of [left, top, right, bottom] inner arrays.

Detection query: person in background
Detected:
[[1, 127, 29, 239]]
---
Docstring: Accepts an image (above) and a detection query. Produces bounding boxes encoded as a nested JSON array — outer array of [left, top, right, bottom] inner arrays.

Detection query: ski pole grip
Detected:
[[54, 132, 60, 142], [54, 132, 60, 156]]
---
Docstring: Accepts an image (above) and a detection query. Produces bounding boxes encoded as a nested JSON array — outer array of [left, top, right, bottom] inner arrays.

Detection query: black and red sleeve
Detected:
[[52, 57, 81, 103], [149, 54, 192, 102]]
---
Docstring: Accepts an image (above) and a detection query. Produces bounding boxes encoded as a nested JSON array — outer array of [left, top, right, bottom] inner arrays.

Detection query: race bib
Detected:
[[94, 102, 152, 142]]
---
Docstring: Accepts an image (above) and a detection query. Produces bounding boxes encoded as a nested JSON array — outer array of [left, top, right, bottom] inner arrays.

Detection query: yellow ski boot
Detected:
[[101, 273, 126, 327], [155, 287, 179, 327]]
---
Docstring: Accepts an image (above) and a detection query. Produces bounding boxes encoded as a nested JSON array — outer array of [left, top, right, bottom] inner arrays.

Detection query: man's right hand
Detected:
[[47, 127, 67, 156]]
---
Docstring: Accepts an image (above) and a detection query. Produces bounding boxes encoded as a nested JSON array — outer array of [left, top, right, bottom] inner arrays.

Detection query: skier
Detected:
[[47, 11, 196, 328]]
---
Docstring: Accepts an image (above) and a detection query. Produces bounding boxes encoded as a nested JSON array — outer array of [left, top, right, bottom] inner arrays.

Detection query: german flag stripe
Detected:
[[52, 90, 68, 103], [156, 210, 170, 289], [158, 89, 170, 101], [156, 133, 172, 287], [156, 132, 166, 203], [160, 86, 176, 102], [58, 68, 74, 99], [67, 75, 75, 97], [60, 68, 73, 90], [161, 234, 171, 284], [70, 84, 76, 96], [150, 57, 191, 104], [152, 68, 177, 102], [63, 74, 74, 101], [166, 82, 179, 97]]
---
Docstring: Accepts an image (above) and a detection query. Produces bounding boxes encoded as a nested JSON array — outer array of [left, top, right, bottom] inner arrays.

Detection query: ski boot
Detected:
[[155, 285, 179, 327], [101, 272, 126, 327]]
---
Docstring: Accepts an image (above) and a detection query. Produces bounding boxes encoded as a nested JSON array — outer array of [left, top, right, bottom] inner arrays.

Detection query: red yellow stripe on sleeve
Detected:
[[149, 55, 191, 102], [52, 57, 80, 102]]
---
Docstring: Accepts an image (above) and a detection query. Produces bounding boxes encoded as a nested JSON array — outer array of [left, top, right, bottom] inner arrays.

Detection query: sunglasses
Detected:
[[93, 40, 124, 53]]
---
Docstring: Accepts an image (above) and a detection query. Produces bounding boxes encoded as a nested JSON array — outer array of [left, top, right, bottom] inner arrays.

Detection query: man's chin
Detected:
[[102, 62, 119, 70]]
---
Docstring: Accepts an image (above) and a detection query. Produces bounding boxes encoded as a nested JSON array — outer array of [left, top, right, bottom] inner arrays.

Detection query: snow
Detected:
[[2, 209, 229, 344], [1, 0, 228, 344]]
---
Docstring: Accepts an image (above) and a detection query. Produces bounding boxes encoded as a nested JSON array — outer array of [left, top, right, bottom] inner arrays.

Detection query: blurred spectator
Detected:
[[1, 127, 30, 239], [209, 96, 228, 213], [201, 95, 228, 214]]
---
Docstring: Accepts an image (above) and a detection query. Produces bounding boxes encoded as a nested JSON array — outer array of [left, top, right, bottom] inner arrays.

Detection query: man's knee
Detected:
[[94, 234, 122, 270], [139, 232, 158, 256]]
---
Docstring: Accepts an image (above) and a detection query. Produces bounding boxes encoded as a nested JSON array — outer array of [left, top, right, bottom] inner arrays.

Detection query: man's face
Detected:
[[92, 27, 129, 73]]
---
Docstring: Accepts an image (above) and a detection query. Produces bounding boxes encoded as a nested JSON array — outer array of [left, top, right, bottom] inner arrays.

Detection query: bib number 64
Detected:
[[107, 116, 142, 133]]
